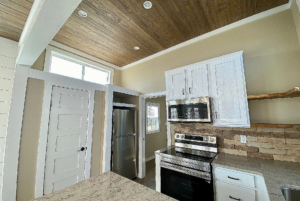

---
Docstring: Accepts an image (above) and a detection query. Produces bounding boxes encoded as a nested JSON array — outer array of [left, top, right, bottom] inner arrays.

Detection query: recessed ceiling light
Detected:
[[78, 10, 88, 17], [134, 46, 140, 50], [143, 1, 152, 9]]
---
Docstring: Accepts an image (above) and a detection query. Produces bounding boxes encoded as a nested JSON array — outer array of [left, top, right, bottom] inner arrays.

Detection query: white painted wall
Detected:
[[0, 37, 18, 199]]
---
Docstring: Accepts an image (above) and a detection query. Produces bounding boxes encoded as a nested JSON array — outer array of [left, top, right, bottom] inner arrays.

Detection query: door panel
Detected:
[[113, 109, 135, 136], [52, 175, 78, 192], [187, 63, 209, 99], [44, 86, 90, 195], [210, 53, 250, 127], [55, 134, 81, 151], [215, 181, 255, 201], [165, 68, 186, 101], [59, 94, 84, 109], [112, 135, 136, 179]]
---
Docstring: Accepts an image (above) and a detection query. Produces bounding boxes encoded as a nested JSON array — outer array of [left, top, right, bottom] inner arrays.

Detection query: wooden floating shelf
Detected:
[[250, 124, 300, 128], [247, 87, 300, 101]]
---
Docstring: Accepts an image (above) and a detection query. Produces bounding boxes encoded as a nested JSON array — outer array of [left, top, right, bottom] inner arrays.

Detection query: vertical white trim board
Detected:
[[138, 95, 146, 178], [34, 84, 52, 198], [138, 91, 170, 179], [85, 90, 95, 179], [2, 65, 30, 201], [102, 85, 114, 173]]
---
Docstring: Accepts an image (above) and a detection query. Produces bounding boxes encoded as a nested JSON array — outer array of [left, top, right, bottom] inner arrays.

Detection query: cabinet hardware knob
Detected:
[[182, 89, 185, 95], [189, 87, 191, 94], [229, 196, 241, 201], [228, 176, 240, 180]]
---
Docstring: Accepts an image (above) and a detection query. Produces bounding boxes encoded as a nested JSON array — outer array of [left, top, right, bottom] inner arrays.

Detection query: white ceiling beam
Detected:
[[17, 0, 82, 66]]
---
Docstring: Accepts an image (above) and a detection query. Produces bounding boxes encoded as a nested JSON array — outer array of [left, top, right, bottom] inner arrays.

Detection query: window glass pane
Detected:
[[50, 56, 83, 79], [148, 106, 158, 118], [146, 103, 160, 133], [84, 66, 109, 85]]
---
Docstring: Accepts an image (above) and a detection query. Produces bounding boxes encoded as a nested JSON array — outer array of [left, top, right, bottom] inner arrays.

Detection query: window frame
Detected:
[[146, 102, 160, 134], [44, 46, 114, 85]]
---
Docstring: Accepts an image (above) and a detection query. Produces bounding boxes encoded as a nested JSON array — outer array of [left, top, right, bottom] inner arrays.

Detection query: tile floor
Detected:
[[134, 159, 156, 190]]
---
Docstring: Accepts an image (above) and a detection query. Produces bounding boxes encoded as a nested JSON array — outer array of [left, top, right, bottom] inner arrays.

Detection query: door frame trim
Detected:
[[35, 84, 53, 198], [101, 85, 139, 173], [34, 79, 97, 198], [138, 91, 170, 178], [3, 65, 105, 200]]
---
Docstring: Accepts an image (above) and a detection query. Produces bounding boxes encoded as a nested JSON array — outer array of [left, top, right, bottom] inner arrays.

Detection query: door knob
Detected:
[[78, 147, 86, 152]]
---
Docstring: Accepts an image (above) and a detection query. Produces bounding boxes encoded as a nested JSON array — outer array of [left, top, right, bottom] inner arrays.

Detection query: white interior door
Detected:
[[44, 86, 90, 195]]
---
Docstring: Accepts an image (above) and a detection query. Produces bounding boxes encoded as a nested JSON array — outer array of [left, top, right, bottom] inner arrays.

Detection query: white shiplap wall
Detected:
[[0, 37, 18, 198]]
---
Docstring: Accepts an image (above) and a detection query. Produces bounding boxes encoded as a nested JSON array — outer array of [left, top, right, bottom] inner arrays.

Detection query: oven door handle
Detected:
[[160, 161, 211, 180]]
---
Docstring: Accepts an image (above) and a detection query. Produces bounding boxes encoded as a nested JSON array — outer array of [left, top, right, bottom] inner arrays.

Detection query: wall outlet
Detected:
[[240, 135, 247, 143]]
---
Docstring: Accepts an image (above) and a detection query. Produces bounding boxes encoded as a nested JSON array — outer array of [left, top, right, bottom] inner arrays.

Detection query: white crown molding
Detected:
[[120, 4, 290, 70], [49, 41, 122, 70]]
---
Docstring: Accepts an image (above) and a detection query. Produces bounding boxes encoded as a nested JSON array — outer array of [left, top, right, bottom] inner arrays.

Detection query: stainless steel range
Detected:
[[156, 133, 217, 201]]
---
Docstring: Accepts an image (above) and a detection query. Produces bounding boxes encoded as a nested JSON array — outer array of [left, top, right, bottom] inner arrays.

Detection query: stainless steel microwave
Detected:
[[167, 97, 211, 122]]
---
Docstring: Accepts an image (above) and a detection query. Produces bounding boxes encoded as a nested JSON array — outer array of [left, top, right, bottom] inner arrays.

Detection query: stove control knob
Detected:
[[210, 138, 215, 142], [181, 135, 184, 139], [176, 134, 179, 139]]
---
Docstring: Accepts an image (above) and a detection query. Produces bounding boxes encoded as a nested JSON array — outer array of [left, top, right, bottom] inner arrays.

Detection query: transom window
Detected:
[[46, 47, 112, 85], [146, 102, 160, 134]]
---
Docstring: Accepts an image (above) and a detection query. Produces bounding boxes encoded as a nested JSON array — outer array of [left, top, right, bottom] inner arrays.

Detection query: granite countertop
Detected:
[[32, 171, 176, 201], [212, 153, 300, 201]]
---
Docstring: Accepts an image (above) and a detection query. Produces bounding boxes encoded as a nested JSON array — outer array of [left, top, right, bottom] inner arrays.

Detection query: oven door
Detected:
[[168, 97, 211, 122], [160, 163, 214, 201]]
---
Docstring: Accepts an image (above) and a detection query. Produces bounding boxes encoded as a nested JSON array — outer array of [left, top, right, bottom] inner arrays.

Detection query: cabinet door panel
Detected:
[[187, 63, 209, 99], [210, 53, 250, 127], [215, 181, 256, 201], [165, 69, 186, 101]]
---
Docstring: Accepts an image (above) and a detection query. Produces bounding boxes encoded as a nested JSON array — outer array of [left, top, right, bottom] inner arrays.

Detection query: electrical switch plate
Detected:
[[240, 135, 247, 143]]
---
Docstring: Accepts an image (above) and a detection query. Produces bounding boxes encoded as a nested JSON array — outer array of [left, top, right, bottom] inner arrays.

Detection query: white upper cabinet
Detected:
[[187, 63, 209, 99], [164, 51, 250, 128], [165, 68, 186, 101], [209, 52, 250, 127]]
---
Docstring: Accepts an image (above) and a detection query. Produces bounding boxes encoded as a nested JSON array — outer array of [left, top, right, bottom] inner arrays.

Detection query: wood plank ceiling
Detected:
[[0, 0, 289, 67]]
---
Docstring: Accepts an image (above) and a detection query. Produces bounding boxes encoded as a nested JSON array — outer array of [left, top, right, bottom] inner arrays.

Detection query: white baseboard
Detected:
[[145, 155, 155, 162]]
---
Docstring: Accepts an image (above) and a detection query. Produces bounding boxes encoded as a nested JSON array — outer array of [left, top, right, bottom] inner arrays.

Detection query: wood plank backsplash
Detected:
[[174, 123, 300, 163]]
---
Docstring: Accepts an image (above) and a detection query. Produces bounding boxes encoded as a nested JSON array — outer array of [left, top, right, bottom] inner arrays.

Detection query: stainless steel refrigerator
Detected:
[[111, 108, 137, 180]]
